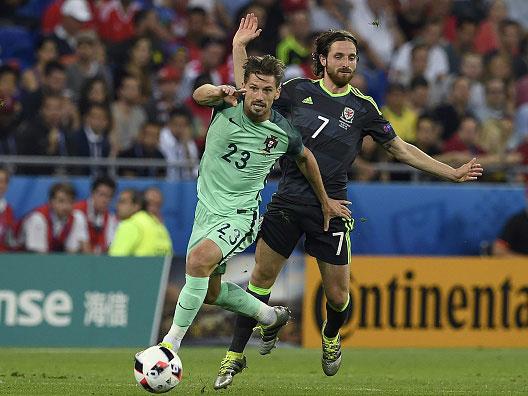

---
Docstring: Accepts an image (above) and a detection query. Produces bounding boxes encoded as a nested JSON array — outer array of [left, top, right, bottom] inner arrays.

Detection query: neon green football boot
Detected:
[[213, 351, 247, 390], [321, 321, 342, 376]]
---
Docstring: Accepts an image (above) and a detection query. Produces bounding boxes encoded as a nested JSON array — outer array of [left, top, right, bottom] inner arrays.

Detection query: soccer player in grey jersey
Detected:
[[214, 15, 483, 389]]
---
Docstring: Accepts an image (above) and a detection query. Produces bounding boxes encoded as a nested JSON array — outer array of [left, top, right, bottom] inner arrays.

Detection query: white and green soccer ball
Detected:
[[134, 345, 183, 393]]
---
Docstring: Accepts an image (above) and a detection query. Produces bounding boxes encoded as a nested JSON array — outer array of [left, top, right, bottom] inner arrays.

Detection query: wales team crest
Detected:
[[263, 135, 279, 153], [340, 106, 355, 124]]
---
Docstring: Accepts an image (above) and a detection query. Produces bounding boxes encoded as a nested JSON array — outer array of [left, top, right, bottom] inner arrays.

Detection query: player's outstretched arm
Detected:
[[382, 136, 484, 182], [295, 147, 352, 231], [192, 84, 246, 107], [233, 13, 261, 88]]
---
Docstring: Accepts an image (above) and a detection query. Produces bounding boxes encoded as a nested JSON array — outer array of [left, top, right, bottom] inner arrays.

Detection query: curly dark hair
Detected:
[[243, 55, 285, 87], [312, 30, 358, 77]]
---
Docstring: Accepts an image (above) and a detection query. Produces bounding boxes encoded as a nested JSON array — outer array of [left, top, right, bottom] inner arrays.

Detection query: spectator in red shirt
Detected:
[[443, 115, 487, 156], [18, 183, 90, 253], [97, 0, 142, 45], [474, 0, 508, 55], [0, 168, 15, 252], [50, 0, 93, 57], [74, 176, 117, 254], [178, 36, 228, 103]]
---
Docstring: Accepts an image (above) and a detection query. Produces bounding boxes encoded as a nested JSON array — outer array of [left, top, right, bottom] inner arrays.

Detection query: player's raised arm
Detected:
[[382, 136, 484, 182], [192, 84, 246, 107], [295, 147, 352, 231], [233, 13, 261, 88]]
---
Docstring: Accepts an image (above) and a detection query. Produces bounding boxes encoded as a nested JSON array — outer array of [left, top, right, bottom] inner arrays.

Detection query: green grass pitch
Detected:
[[1, 347, 528, 395]]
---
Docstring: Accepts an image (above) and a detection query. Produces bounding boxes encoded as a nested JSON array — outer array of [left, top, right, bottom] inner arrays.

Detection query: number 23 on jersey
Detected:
[[221, 143, 251, 169]]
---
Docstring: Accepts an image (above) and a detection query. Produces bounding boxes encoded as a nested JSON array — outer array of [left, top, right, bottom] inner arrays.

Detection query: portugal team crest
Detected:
[[341, 106, 355, 124], [263, 135, 279, 153]]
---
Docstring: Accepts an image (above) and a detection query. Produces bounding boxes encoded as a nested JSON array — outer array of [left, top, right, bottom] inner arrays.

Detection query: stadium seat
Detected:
[[0, 26, 35, 69], [15, 0, 55, 24]]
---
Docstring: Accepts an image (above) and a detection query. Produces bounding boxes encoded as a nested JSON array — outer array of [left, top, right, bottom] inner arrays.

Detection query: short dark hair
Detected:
[[499, 18, 521, 33], [459, 114, 479, 127], [142, 121, 161, 131], [44, 60, 65, 77], [456, 16, 477, 30], [49, 182, 76, 201], [0, 64, 19, 81], [312, 30, 358, 77], [192, 73, 213, 91], [410, 76, 429, 89], [243, 55, 285, 87], [199, 36, 224, 49], [36, 36, 57, 51], [91, 175, 116, 193], [121, 188, 147, 210], [85, 102, 112, 118], [411, 43, 429, 59], [169, 106, 193, 122], [187, 6, 207, 17], [386, 82, 406, 93]]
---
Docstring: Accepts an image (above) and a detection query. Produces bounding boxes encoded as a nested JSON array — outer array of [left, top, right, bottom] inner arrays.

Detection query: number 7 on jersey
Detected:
[[312, 115, 329, 138]]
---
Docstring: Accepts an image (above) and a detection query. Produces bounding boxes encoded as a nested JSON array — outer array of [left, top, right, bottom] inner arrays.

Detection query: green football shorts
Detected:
[[186, 200, 259, 275]]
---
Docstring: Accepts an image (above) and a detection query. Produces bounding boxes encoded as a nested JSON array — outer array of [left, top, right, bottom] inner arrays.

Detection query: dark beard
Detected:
[[325, 67, 354, 87]]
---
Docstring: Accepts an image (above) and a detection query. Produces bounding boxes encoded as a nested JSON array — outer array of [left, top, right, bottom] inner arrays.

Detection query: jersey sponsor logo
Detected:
[[263, 135, 279, 153], [302, 96, 313, 104]]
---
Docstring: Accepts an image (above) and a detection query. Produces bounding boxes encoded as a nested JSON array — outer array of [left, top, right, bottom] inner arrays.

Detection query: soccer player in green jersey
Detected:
[[159, 55, 351, 357]]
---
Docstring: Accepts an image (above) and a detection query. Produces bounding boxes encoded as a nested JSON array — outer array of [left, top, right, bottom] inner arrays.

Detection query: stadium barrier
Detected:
[[0, 254, 170, 347], [7, 176, 526, 256], [302, 256, 528, 348]]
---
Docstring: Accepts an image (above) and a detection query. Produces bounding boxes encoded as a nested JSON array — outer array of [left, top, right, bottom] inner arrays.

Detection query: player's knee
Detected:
[[326, 288, 349, 310], [186, 248, 214, 277]]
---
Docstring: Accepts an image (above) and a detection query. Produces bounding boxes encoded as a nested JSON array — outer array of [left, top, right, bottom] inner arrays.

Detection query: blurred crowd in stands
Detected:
[[0, 0, 527, 182]]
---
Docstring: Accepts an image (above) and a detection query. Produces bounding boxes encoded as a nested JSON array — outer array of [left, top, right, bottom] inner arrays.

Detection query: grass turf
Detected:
[[1, 347, 527, 395]]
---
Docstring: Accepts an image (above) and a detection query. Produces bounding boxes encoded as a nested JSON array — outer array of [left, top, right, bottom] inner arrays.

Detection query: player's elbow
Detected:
[[192, 89, 205, 104], [192, 84, 212, 104], [391, 141, 415, 163]]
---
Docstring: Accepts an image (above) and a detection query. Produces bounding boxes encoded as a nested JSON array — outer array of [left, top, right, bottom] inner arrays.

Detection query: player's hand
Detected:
[[219, 85, 246, 106], [322, 199, 352, 232], [452, 157, 483, 182], [233, 13, 262, 47]]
